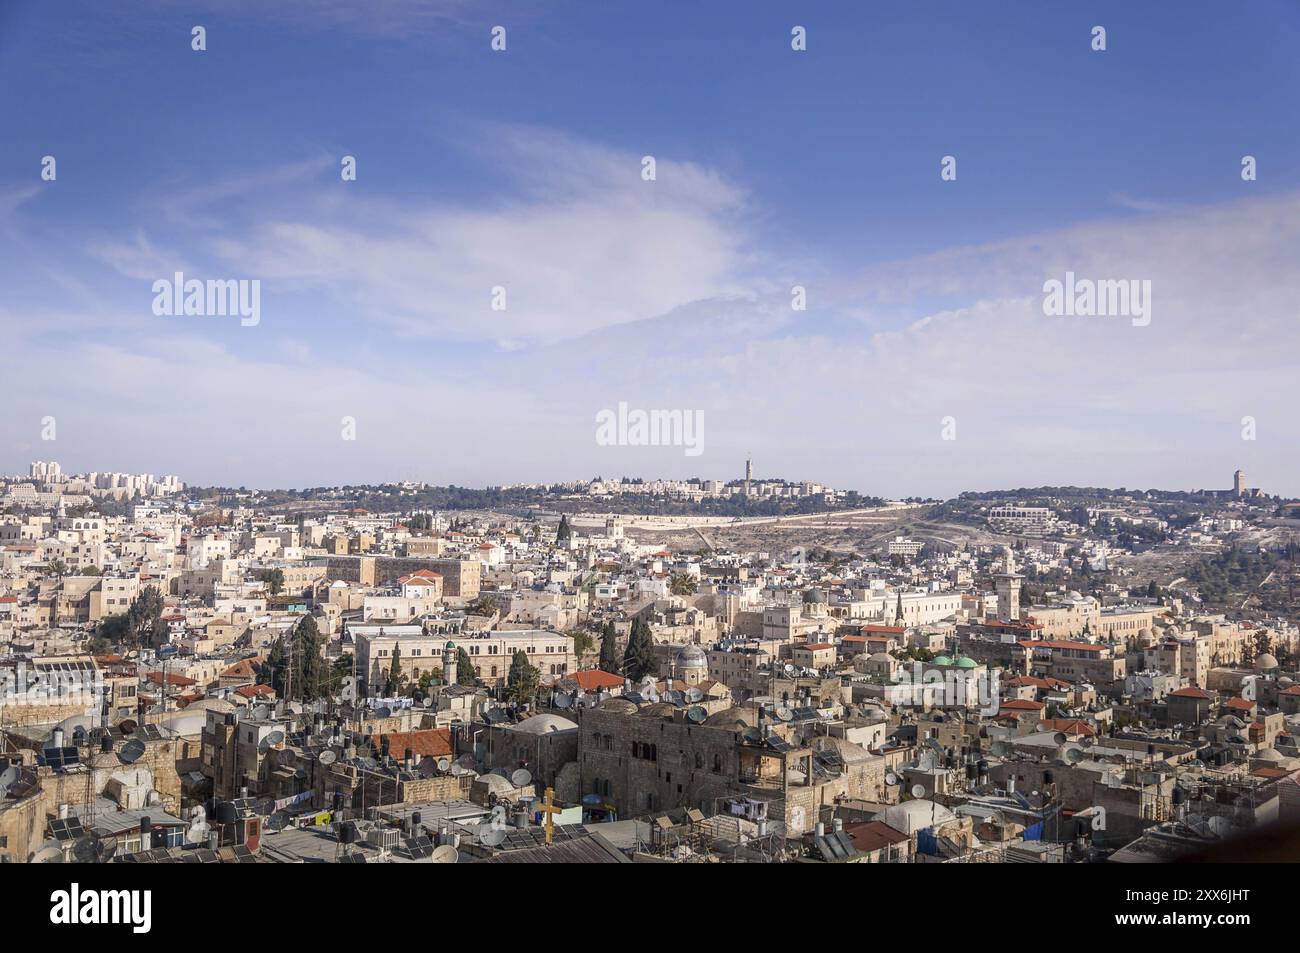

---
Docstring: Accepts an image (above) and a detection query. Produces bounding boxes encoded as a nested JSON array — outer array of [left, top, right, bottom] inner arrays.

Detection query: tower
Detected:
[[442, 640, 457, 686], [1234, 469, 1245, 498], [995, 573, 1021, 622], [744, 455, 753, 496]]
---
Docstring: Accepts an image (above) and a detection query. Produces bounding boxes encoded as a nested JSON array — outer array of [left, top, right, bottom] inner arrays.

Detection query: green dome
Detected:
[[955, 657, 978, 669], [932, 655, 953, 666]]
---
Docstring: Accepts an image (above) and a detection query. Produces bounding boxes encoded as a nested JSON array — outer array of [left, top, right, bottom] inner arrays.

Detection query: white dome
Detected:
[[1257, 653, 1279, 670], [878, 799, 956, 835], [508, 713, 578, 735], [675, 645, 708, 669]]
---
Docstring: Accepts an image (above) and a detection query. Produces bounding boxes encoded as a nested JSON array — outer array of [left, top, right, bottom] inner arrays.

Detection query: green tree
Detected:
[[623, 617, 657, 680], [258, 568, 285, 596], [385, 642, 405, 695], [98, 613, 130, 646], [125, 587, 168, 649], [262, 637, 288, 696], [556, 514, 571, 544], [670, 573, 697, 596], [269, 615, 329, 701], [506, 649, 540, 706], [570, 629, 595, 658], [456, 647, 477, 687], [598, 620, 621, 674]]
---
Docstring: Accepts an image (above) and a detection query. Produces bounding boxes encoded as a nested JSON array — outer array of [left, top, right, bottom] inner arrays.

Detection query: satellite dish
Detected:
[[318, 749, 338, 766], [1065, 746, 1086, 764], [1053, 732, 1068, 745], [686, 706, 707, 724], [118, 738, 146, 765], [449, 763, 471, 777], [910, 784, 927, 799], [479, 826, 506, 847], [430, 844, 459, 864], [885, 771, 899, 786], [511, 768, 533, 788], [266, 729, 285, 746], [32, 845, 64, 864], [774, 707, 794, 723], [437, 758, 450, 773], [553, 693, 572, 709], [374, 707, 392, 718], [119, 719, 138, 735], [252, 705, 270, 720], [0, 765, 19, 797], [422, 696, 434, 707]]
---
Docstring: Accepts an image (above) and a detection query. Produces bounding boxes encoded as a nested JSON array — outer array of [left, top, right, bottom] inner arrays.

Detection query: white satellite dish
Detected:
[[430, 844, 459, 864], [910, 784, 927, 799], [511, 768, 532, 788], [437, 758, 450, 773], [32, 842, 64, 863], [479, 826, 507, 847], [885, 771, 899, 786], [318, 749, 338, 766]]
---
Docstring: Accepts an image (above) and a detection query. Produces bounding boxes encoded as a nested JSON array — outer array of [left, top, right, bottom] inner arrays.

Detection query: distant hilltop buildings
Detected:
[[1, 461, 184, 508], [1205, 468, 1262, 500]]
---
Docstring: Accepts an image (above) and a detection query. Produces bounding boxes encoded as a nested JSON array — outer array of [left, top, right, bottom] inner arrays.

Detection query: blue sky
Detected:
[[2, 1, 1299, 497]]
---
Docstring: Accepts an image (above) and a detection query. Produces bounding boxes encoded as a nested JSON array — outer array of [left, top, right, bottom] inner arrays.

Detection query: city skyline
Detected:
[[3, 2, 1299, 497]]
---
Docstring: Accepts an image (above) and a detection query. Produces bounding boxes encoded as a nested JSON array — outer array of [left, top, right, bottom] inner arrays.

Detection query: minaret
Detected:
[[995, 547, 1022, 622], [744, 455, 753, 496], [442, 640, 457, 686]]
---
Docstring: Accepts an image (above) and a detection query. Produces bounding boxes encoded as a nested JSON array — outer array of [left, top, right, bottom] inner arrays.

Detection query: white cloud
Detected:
[[204, 129, 755, 344]]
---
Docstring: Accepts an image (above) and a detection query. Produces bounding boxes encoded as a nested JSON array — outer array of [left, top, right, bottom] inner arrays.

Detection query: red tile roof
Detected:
[[380, 728, 453, 759], [845, 820, 910, 853], [1039, 718, 1096, 737], [999, 699, 1044, 711], [568, 669, 625, 691], [145, 671, 197, 687]]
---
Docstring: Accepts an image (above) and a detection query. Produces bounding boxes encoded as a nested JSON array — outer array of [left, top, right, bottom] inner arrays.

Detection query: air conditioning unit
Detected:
[[367, 826, 400, 850]]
